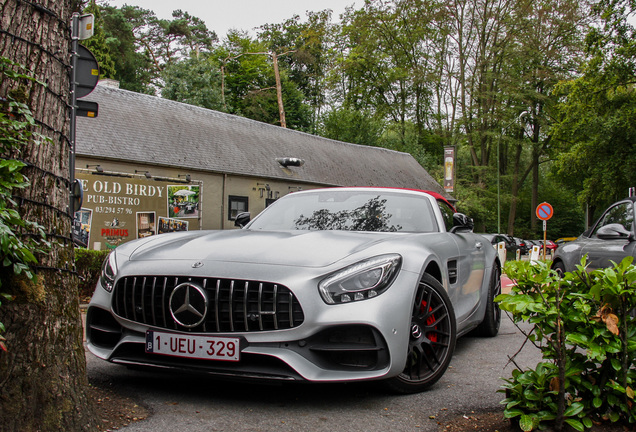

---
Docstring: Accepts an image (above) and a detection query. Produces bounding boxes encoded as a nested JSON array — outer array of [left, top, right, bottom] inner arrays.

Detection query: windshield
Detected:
[[248, 190, 438, 232]]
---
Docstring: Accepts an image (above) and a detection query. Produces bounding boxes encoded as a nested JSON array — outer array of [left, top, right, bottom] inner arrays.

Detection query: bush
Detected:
[[497, 258, 636, 431], [75, 249, 109, 302]]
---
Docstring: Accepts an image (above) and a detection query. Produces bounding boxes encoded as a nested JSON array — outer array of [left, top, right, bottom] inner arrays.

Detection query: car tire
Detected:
[[384, 273, 456, 394], [552, 261, 565, 278], [472, 264, 501, 337]]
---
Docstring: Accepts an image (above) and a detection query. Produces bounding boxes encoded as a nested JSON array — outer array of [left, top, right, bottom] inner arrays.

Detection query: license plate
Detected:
[[145, 331, 240, 362]]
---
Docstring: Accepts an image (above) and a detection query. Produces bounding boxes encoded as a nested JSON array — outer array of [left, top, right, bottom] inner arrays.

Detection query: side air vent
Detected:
[[447, 260, 458, 284]]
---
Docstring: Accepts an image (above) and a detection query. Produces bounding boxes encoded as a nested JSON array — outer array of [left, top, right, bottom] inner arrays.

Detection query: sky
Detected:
[[107, 0, 361, 38]]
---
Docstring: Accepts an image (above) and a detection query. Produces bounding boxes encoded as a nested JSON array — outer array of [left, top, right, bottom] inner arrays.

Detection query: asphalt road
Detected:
[[85, 297, 542, 432]]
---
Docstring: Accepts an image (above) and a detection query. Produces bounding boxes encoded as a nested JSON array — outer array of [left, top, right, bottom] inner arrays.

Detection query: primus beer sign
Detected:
[[74, 173, 201, 250]]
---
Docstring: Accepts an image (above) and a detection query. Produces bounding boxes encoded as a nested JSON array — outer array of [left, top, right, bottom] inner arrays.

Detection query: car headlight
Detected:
[[318, 254, 402, 304], [99, 252, 117, 292]]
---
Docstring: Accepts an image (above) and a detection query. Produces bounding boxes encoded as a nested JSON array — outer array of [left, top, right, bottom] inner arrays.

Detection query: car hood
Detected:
[[124, 229, 409, 268]]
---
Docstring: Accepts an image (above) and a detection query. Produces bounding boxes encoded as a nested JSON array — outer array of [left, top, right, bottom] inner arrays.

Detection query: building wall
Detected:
[[75, 156, 320, 249]]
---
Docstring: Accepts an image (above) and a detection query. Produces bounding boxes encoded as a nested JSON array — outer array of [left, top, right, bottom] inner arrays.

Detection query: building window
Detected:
[[228, 195, 248, 220]]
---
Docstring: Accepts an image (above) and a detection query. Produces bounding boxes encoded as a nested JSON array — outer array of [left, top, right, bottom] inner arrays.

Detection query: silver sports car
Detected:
[[86, 187, 501, 393]]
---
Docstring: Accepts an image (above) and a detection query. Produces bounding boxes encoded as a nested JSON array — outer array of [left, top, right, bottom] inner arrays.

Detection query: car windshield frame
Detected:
[[247, 189, 440, 233], [590, 200, 635, 238]]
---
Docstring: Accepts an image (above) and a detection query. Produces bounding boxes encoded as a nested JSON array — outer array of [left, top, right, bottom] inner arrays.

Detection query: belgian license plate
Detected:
[[145, 331, 240, 362]]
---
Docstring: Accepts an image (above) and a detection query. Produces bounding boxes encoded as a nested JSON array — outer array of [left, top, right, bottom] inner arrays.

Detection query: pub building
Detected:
[[75, 81, 450, 250]]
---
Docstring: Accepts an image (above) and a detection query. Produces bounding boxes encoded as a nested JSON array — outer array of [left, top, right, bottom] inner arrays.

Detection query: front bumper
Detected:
[[85, 263, 420, 383], [87, 307, 390, 381]]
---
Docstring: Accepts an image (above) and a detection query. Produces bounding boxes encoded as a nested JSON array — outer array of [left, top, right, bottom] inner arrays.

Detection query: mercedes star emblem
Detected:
[[169, 283, 208, 328]]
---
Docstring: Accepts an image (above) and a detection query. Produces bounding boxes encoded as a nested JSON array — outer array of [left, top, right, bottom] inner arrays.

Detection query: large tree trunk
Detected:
[[507, 145, 522, 236], [0, 0, 99, 430], [531, 146, 539, 231]]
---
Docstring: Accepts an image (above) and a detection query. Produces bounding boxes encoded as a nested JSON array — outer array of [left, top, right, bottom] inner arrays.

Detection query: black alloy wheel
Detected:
[[384, 273, 456, 394]]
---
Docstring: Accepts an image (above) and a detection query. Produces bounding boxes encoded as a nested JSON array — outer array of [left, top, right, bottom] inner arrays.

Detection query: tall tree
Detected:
[[100, 4, 157, 93], [258, 10, 335, 132], [138, 9, 216, 71], [433, 0, 529, 231], [216, 30, 311, 129], [501, 0, 588, 234], [0, 0, 99, 429], [436, 0, 586, 233], [97, 4, 217, 94], [339, 0, 445, 153], [552, 0, 636, 221]]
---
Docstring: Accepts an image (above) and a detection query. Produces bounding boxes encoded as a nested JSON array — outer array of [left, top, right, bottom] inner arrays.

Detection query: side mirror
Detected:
[[450, 213, 474, 233], [234, 212, 251, 228], [596, 223, 633, 240]]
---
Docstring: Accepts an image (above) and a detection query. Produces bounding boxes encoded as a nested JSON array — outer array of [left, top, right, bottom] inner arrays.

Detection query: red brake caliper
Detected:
[[420, 301, 438, 342]]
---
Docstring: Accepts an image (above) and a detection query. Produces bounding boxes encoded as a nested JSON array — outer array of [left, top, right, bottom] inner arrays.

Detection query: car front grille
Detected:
[[112, 276, 304, 333]]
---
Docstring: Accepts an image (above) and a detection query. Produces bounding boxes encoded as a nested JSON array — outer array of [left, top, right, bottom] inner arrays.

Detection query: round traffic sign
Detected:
[[76, 44, 100, 98], [536, 202, 553, 221]]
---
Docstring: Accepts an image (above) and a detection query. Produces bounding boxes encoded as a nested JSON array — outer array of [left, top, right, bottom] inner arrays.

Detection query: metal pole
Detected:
[[543, 221, 547, 259], [69, 13, 79, 216]]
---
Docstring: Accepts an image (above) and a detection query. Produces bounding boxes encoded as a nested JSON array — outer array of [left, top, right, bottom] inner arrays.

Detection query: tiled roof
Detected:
[[76, 84, 448, 195]]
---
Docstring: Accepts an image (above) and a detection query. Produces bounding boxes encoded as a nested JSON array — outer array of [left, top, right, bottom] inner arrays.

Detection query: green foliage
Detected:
[[337, 0, 444, 154], [97, 4, 156, 94], [0, 57, 51, 347], [245, 77, 310, 131], [95, 4, 217, 94], [82, 0, 117, 79], [319, 107, 384, 146], [257, 10, 333, 119], [551, 0, 636, 211], [513, 173, 586, 239], [215, 31, 312, 129], [551, 74, 636, 211], [161, 56, 224, 110], [498, 258, 636, 431], [74, 249, 109, 300]]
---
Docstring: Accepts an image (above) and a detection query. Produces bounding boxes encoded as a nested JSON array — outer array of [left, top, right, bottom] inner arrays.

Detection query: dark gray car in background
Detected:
[[551, 196, 636, 274]]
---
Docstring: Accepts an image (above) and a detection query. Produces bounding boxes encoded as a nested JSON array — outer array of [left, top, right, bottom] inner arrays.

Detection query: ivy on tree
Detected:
[[0, 57, 50, 351]]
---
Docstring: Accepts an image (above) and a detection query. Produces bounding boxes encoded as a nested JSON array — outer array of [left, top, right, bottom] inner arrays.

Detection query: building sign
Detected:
[[73, 173, 201, 250], [444, 146, 455, 193]]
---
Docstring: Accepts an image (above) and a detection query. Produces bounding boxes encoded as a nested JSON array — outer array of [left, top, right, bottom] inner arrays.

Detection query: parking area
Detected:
[[84, 302, 539, 432]]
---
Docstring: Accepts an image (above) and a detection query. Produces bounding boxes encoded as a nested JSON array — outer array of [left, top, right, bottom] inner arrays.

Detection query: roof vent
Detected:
[[276, 157, 305, 168]]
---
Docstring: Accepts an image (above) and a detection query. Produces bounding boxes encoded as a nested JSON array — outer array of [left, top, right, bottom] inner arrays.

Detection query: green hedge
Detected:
[[75, 249, 109, 302], [498, 258, 636, 431]]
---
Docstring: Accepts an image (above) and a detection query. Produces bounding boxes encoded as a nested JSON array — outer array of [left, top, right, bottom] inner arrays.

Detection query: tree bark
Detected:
[[0, 0, 99, 430], [507, 141, 523, 236], [531, 145, 539, 231]]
